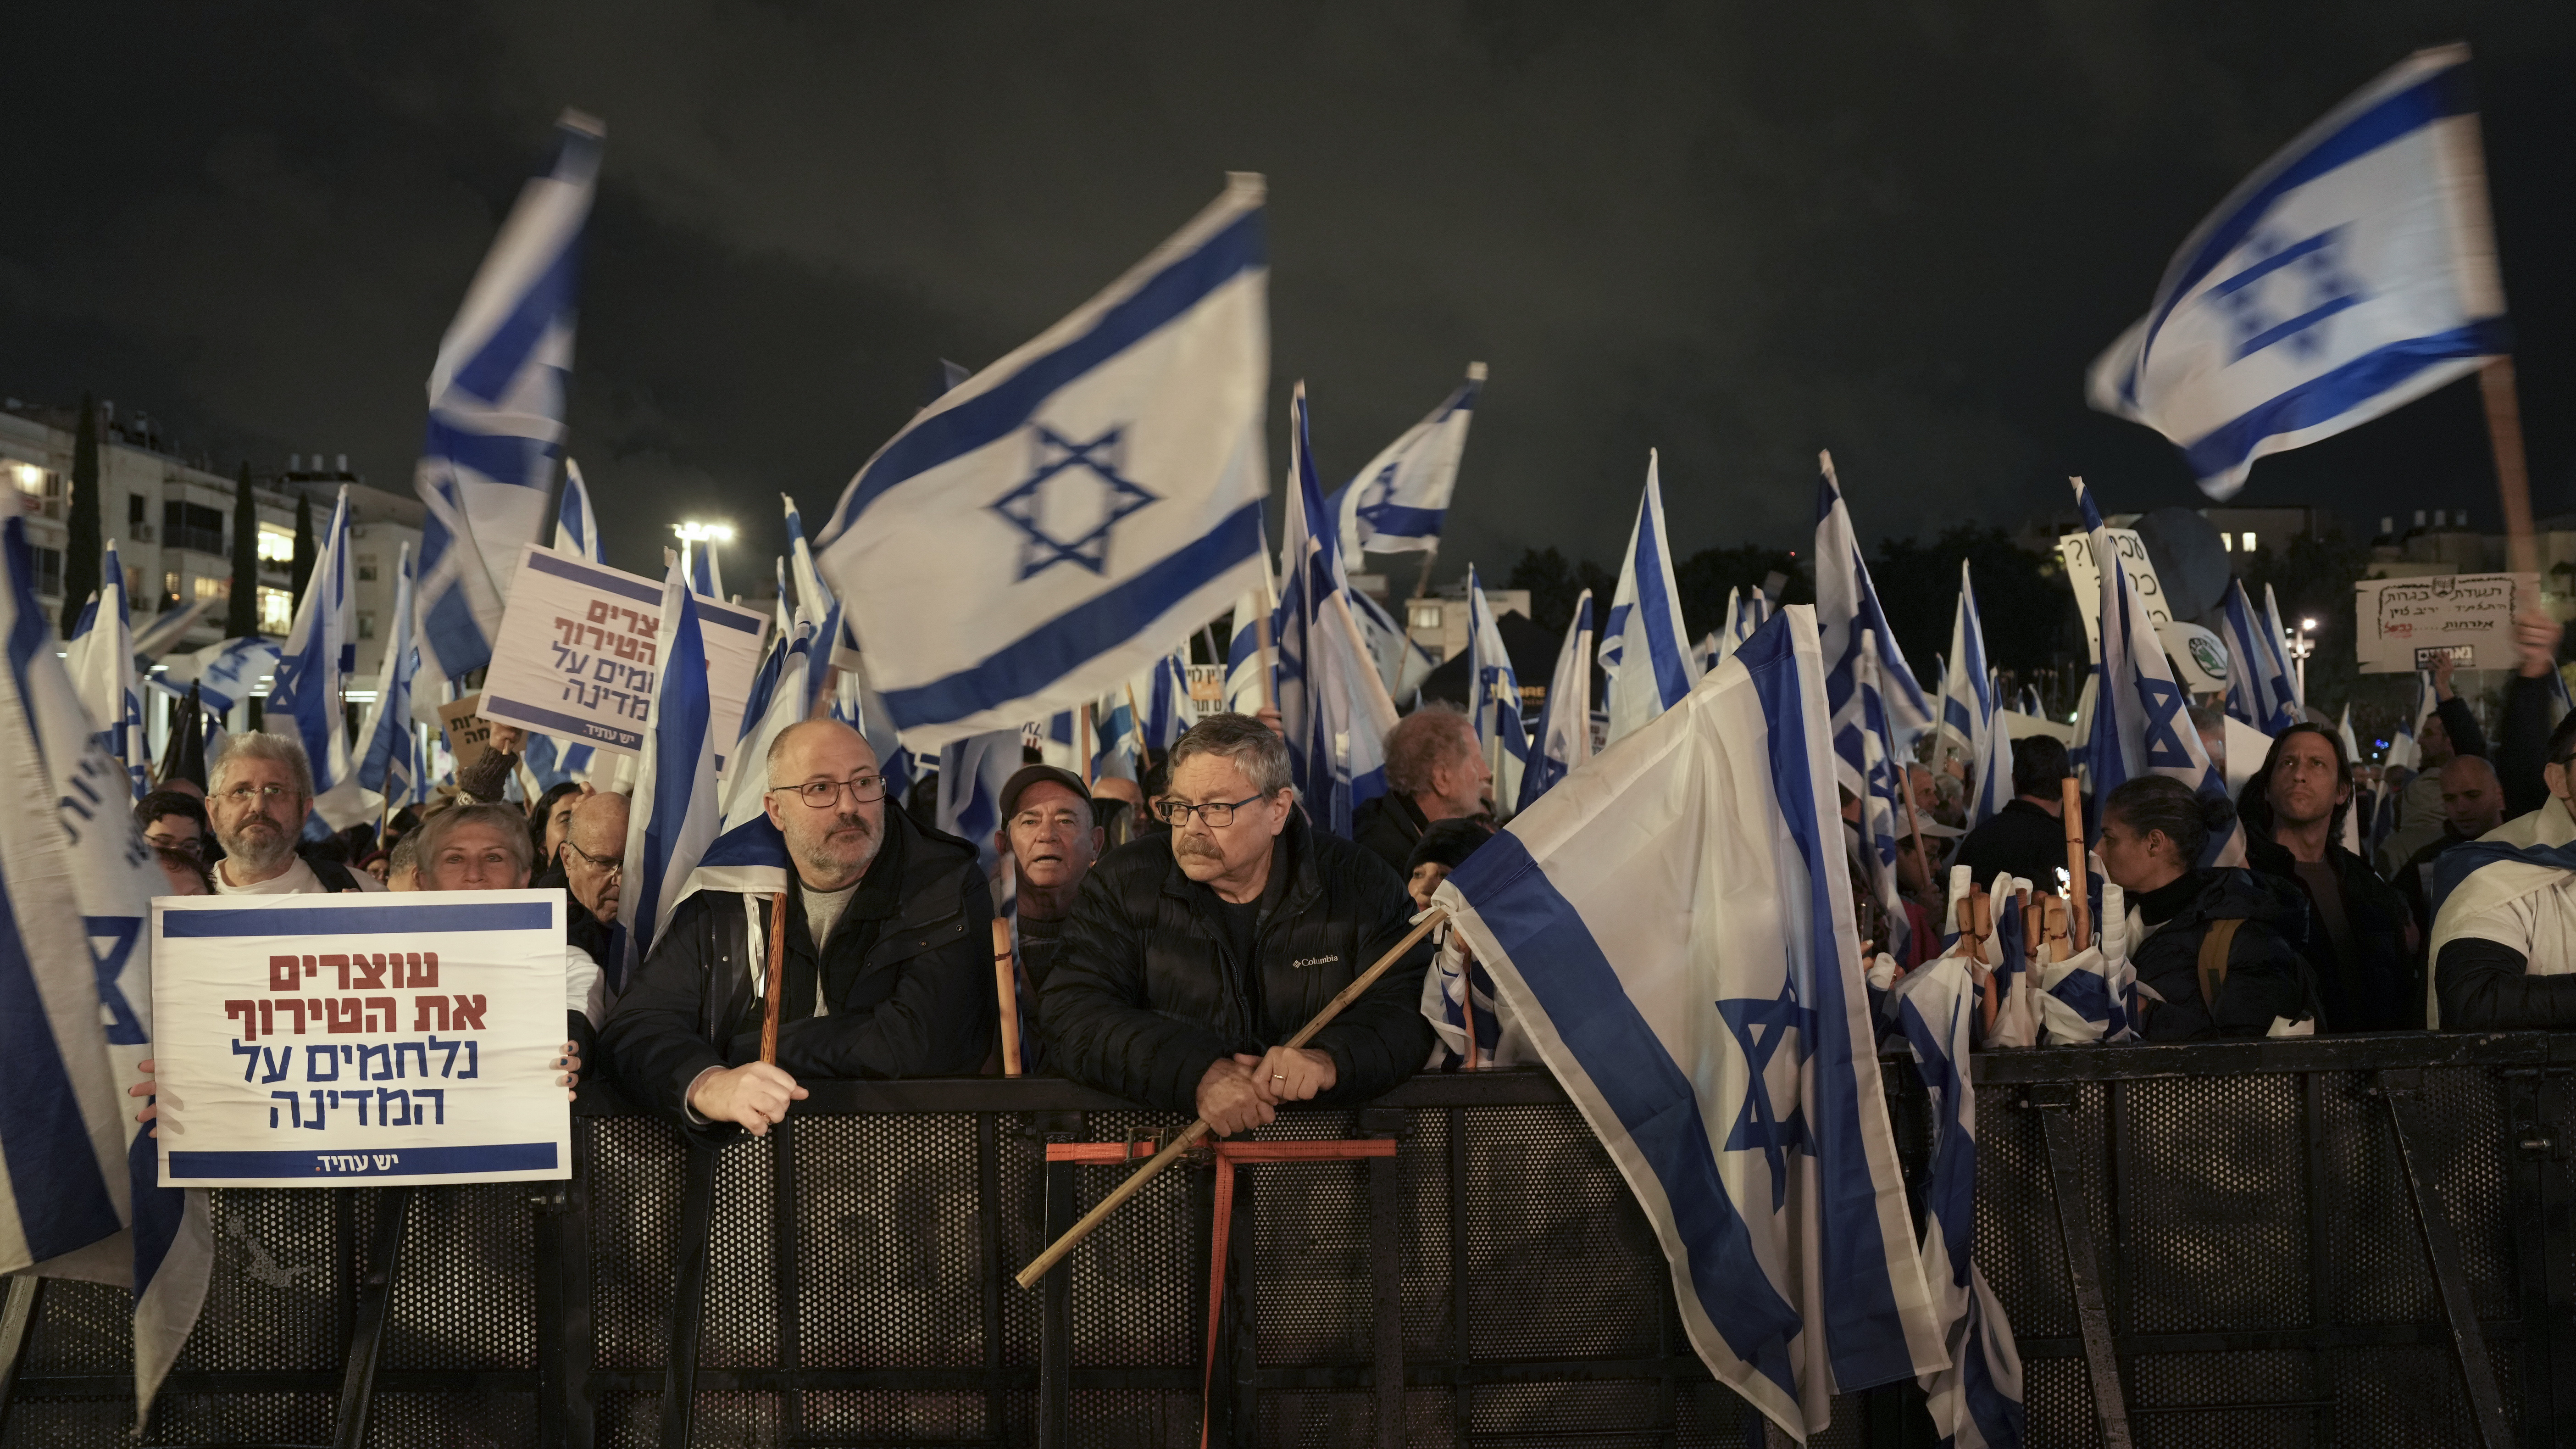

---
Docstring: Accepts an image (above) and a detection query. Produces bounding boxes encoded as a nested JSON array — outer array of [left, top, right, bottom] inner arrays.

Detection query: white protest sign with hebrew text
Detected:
[[152, 890, 572, 1187], [2354, 573, 2531, 674], [478, 543, 769, 769], [2058, 528, 2171, 657]]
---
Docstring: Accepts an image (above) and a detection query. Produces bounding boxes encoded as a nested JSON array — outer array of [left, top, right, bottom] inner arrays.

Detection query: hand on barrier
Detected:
[[1197, 1056, 1276, 1137], [1253, 1044, 1336, 1103], [691, 1061, 806, 1135]]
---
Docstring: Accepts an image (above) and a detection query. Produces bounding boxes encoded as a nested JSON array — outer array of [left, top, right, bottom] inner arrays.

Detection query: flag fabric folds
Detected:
[[555, 458, 603, 563], [687, 535, 724, 601], [414, 110, 604, 680], [2087, 45, 2505, 501], [1349, 584, 1436, 701], [1271, 383, 1402, 836], [354, 541, 423, 808], [1437, 606, 1943, 1440], [2218, 580, 2300, 734], [2260, 585, 2303, 712], [1599, 451, 1698, 746], [168, 635, 279, 718], [938, 730, 1024, 884], [1817, 451, 1933, 793], [814, 174, 1269, 750], [1852, 632, 1916, 962], [64, 539, 148, 800], [1327, 362, 1484, 558], [1141, 651, 1193, 752], [1466, 565, 1528, 818], [0, 518, 213, 1425], [265, 487, 368, 829], [1940, 564, 2013, 830], [1518, 589, 1593, 813], [616, 563, 720, 994], [129, 597, 213, 667]]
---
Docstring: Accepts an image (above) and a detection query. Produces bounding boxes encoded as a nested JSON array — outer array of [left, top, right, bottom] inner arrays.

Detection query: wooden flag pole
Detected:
[[1078, 704, 1094, 791], [1014, 909, 1447, 1289], [761, 891, 789, 1065], [992, 918, 1023, 1077], [1254, 615, 1278, 713], [2061, 777, 2090, 952], [2481, 357, 2540, 580]]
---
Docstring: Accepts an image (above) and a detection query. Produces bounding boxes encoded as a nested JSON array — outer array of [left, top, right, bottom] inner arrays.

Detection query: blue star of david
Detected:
[[2208, 226, 2363, 363], [1716, 981, 1815, 1212], [2136, 675, 2196, 769], [988, 425, 1159, 580], [87, 914, 148, 1047], [1353, 460, 1403, 533]]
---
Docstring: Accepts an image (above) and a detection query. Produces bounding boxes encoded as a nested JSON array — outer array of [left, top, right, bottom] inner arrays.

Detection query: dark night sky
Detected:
[[3, 3, 2569, 585]]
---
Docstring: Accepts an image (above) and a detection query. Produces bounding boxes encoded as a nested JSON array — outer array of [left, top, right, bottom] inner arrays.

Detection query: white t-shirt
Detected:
[[212, 856, 385, 894], [2448, 873, 2576, 980]]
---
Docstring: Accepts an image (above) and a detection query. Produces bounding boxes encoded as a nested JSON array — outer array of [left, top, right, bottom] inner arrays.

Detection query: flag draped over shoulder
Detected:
[[1272, 383, 1401, 836], [1326, 362, 1484, 559], [555, 458, 603, 563], [1438, 607, 1943, 1441], [2087, 45, 2505, 501], [617, 563, 719, 993], [414, 111, 604, 680], [1518, 588, 1593, 813], [1816, 451, 1932, 793], [1466, 564, 1527, 818], [266, 486, 368, 828], [0, 518, 213, 1426], [814, 175, 1269, 750], [1599, 451, 1696, 747], [64, 538, 148, 800], [2218, 579, 2300, 735]]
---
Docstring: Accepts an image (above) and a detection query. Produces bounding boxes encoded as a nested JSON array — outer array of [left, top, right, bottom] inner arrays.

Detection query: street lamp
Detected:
[[2287, 616, 2320, 704], [671, 521, 734, 592]]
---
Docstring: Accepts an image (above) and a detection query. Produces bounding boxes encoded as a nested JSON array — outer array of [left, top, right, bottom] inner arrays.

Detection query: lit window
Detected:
[[2242, 532, 2256, 552], [194, 576, 228, 602], [258, 586, 293, 633], [2221, 534, 2233, 552], [1410, 604, 1442, 630], [357, 612, 377, 641], [164, 572, 180, 600], [257, 528, 294, 564]]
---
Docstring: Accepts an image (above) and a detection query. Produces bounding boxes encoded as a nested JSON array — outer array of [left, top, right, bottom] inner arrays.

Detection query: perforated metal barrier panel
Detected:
[[6, 1034, 2572, 1447]]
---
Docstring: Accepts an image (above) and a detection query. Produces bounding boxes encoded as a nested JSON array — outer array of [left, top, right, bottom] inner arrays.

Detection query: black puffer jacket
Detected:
[[2243, 835, 2419, 1031], [2132, 868, 2323, 1039], [1038, 810, 1434, 1114]]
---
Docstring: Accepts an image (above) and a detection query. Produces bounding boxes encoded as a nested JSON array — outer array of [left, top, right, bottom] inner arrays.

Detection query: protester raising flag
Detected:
[[1817, 451, 1933, 793], [2218, 579, 2299, 735], [1327, 362, 1485, 560], [1437, 607, 1943, 1440], [1466, 565, 1528, 818], [618, 561, 721, 992], [816, 174, 1269, 749], [354, 541, 424, 810], [64, 538, 148, 800], [2077, 478, 2244, 865], [0, 518, 213, 1427], [1518, 588, 1593, 813], [2087, 45, 2506, 501], [1273, 383, 1403, 835], [555, 458, 603, 562], [414, 110, 604, 681], [266, 486, 369, 829], [1599, 451, 1697, 746], [1940, 563, 2013, 830]]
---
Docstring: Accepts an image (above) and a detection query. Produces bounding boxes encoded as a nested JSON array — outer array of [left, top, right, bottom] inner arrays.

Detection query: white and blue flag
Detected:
[[167, 635, 279, 719], [617, 563, 720, 993], [1327, 362, 1485, 559], [130, 596, 213, 668], [2088, 45, 2504, 499], [1273, 383, 1402, 836], [2077, 478, 2244, 865], [1940, 564, 2014, 830], [1708, 585, 1772, 672], [554, 458, 603, 563], [64, 539, 148, 800], [1817, 451, 1933, 793], [815, 175, 1269, 750], [1223, 558, 1275, 717], [938, 730, 1024, 884], [1466, 564, 1528, 818], [414, 110, 604, 680], [1349, 584, 1437, 702], [686, 534, 724, 602], [1853, 632, 1916, 962], [1437, 606, 1943, 1440], [2218, 580, 2300, 734], [1141, 650, 1193, 752], [0, 518, 213, 1426], [1517, 589, 1593, 813], [1599, 451, 1698, 746], [354, 541, 425, 808], [266, 487, 369, 828]]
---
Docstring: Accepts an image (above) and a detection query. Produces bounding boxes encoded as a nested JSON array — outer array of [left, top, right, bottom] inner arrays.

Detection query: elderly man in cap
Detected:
[[601, 719, 995, 1137], [994, 764, 1104, 997], [1041, 713, 1433, 1135]]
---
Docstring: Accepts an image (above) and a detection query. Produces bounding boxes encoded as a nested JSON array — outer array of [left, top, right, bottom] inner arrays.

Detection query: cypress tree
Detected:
[[289, 491, 315, 611], [59, 394, 101, 637], [226, 462, 260, 637]]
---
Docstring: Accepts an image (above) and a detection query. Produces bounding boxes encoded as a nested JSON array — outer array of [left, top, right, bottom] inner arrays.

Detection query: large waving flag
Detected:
[[2077, 478, 2244, 865], [64, 539, 148, 799], [617, 562, 720, 992], [353, 541, 424, 808], [1327, 362, 1485, 558], [2217, 579, 2300, 734], [1273, 383, 1403, 835], [168, 635, 279, 719], [2087, 45, 2504, 500], [1518, 588, 1593, 812], [414, 110, 605, 680], [1940, 564, 2014, 830], [554, 458, 603, 563], [130, 597, 213, 668], [265, 487, 368, 828], [1466, 564, 1528, 818], [1817, 451, 1933, 793], [1599, 451, 1697, 746], [1437, 606, 1943, 1440], [814, 175, 1268, 750], [0, 518, 213, 1426]]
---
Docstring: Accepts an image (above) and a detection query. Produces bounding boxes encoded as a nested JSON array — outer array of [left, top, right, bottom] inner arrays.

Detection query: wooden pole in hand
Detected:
[[2061, 776, 2090, 952], [1254, 615, 1278, 713], [1014, 908, 1448, 1289], [992, 918, 1023, 1077], [2481, 357, 2539, 580], [761, 891, 788, 1065]]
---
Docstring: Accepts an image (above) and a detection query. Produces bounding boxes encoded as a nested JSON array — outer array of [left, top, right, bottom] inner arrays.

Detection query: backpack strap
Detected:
[[308, 857, 363, 894], [2198, 918, 2246, 1017]]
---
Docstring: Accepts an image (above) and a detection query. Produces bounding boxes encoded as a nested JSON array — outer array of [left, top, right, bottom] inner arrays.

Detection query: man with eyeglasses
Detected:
[[135, 790, 211, 867], [601, 719, 995, 1137], [1039, 713, 1434, 1137], [204, 733, 381, 894], [558, 791, 631, 969]]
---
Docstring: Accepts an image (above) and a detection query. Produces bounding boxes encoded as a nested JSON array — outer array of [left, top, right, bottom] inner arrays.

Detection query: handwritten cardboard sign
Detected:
[[477, 544, 768, 769], [2354, 573, 2532, 674], [151, 891, 572, 1187], [2058, 528, 2171, 656], [438, 695, 494, 776]]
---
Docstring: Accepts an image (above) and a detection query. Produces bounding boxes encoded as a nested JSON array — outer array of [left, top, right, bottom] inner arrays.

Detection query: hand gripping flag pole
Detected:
[[1014, 908, 1447, 1289]]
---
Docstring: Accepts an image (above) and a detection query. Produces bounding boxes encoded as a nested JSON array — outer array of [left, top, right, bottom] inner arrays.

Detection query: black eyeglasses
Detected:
[[766, 775, 888, 809], [1156, 792, 1266, 829], [562, 841, 623, 877]]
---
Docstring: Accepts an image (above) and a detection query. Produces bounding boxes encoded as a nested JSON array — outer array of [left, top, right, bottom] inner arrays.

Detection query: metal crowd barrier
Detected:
[[5, 1032, 2573, 1447]]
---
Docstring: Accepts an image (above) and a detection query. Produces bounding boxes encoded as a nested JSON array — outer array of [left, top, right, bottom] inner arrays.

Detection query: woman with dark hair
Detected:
[[2099, 776, 2320, 1038], [2237, 722, 2419, 1031], [528, 780, 588, 872]]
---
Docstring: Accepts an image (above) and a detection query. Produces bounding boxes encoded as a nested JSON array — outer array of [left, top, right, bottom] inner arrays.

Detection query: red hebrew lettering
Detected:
[[412, 996, 450, 1032], [227, 999, 260, 1040], [588, 599, 611, 623], [352, 953, 386, 990], [268, 956, 300, 992], [448, 994, 489, 1031], [413, 952, 438, 988], [364, 997, 397, 1031], [325, 998, 369, 1033], [322, 953, 351, 990], [277, 999, 307, 1034]]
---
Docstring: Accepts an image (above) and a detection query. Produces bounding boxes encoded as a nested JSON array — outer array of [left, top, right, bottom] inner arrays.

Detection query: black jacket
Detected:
[[1350, 793, 1430, 878], [2436, 936, 2576, 1031], [2131, 868, 2322, 1039], [1951, 799, 2069, 893], [1038, 810, 1434, 1114], [2243, 835, 2419, 1031], [2397, 827, 2474, 932], [2498, 672, 2559, 820], [599, 808, 995, 1134]]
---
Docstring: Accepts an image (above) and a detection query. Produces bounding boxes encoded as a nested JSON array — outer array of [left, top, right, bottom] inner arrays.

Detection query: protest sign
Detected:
[[2354, 573, 2531, 674], [151, 891, 573, 1187], [477, 544, 768, 769], [1185, 664, 1226, 723], [2059, 527, 2172, 655], [439, 694, 494, 776]]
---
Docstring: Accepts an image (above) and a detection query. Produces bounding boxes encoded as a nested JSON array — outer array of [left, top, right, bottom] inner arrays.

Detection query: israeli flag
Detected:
[[266, 487, 369, 829], [1940, 565, 2013, 830], [554, 458, 603, 563], [414, 110, 604, 680], [815, 175, 1269, 750], [1853, 631, 1915, 962], [2218, 580, 2300, 734], [167, 635, 277, 719], [130, 597, 213, 666], [1438, 606, 1944, 1439], [1224, 586, 1273, 715], [63, 540, 148, 799], [686, 534, 724, 601], [1599, 451, 1698, 746], [829, 659, 914, 806], [1467, 564, 1528, 817], [2077, 478, 2243, 865], [1327, 362, 1485, 558], [938, 730, 1023, 883], [1517, 589, 1593, 813], [1883, 954, 2026, 1446], [354, 541, 424, 807], [1349, 584, 1437, 701], [522, 734, 593, 793], [2089, 46, 2504, 500], [1141, 650, 1193, 752], [1273, 383, 1402, 836], [617, 563, 720, 993], [0, 518, 213, 1427], [1708, 586, 1773, 673], [1817, 451, 1932, 792]]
